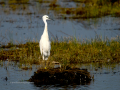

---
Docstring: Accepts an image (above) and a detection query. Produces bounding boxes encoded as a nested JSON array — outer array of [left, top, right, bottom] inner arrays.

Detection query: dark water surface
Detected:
[[0, 61, 120, 90]]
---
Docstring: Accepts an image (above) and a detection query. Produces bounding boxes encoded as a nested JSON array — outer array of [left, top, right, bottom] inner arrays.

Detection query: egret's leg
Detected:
[[48, 51, 50, 57], [42, 54, 47, 69], [45, 61, 47, 69], [42, 54, 44, 60]]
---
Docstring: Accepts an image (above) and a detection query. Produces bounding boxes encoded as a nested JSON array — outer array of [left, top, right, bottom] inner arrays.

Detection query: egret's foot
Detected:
[[45, 67, 47, 69]]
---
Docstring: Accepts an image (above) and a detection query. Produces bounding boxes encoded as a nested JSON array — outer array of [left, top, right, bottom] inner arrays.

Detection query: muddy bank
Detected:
[[29, 67, 92, 86]]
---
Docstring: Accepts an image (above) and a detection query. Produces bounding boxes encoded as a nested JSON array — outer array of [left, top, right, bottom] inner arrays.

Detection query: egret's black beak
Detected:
[[48, 18, 54, 21], [51, 18, 54, 21]]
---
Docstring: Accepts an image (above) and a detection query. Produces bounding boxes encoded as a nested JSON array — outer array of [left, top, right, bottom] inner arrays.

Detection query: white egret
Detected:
[[39, 15, 51, 67]]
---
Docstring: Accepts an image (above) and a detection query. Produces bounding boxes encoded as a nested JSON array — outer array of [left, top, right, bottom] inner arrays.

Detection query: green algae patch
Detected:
[[29, 67, 92, 85]]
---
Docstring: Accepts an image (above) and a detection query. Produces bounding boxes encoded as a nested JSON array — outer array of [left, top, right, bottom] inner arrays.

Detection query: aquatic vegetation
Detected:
[[48, 0, 120, 19], [1, 0, 120, 18], [8, 0, 30, 11], [49, 0, 59, 8], [0, 36, 120, 66]]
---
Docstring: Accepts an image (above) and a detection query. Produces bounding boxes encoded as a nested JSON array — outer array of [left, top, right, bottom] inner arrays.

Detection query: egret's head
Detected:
[[42, 15, 50, 21]]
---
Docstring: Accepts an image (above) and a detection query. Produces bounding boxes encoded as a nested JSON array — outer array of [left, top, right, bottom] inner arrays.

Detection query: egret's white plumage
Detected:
[[39, 15, 51, 60]]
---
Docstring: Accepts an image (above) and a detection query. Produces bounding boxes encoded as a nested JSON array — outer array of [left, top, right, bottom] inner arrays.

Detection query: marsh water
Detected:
[[0, 61, 120, 90], [0, 0, 120, 90], [0, 0, 120, 44], [0, 15, 120, 44]]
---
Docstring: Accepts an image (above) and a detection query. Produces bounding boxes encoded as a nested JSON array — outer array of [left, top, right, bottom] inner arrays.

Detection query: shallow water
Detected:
[[0, 61, 120, 90], [0, 0, 120, 45], [0, 14, 120, 45]]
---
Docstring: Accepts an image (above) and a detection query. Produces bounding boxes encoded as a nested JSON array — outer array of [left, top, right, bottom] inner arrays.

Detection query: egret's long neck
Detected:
[[43, 20, 49, 40], [44, 20, 48, 32]]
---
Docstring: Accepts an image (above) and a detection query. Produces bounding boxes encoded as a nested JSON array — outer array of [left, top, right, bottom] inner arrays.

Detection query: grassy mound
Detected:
[[0, 36, 120, 66], [29, 67, 92, 85]]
